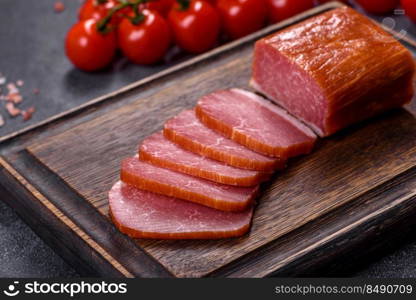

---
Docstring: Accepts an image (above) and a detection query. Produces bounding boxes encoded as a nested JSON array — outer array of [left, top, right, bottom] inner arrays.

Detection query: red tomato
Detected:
[[216, 0, 267, 40], [402, 0, 416, 22], [65, 19, 117, 71], [318, 0, 349, 3], [267, 0, 315, 23], [118, 10, 172, 64], [356, 0, 399, 14], [79, 0, 129, 25], [168, 0, 221, 54], [142, 0, 175, 17]]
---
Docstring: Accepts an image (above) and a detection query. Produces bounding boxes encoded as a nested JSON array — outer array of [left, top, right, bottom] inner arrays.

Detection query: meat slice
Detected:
[[164, 109, 285, 171], [109, 181, 253, 239], [121, 157, 258, 211], [196, 88, 316, 158], [139, 132, 270, 186], [251, 7, 415, 137]]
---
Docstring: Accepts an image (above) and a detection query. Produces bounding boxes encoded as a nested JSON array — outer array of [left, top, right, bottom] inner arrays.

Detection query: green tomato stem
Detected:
[[176, 0, 190, 11], [96, 0, 151, 33]]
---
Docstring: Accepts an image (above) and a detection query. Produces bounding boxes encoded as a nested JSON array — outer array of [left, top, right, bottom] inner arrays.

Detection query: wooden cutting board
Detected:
[[1, 2, 416, 278]]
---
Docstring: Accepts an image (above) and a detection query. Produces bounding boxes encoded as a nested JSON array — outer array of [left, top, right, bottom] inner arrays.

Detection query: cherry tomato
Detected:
[[356, 0, 399, 14], [118, 10, 172, 64], [168, 0, 221, 54], [267, 0, 315, 23], [402, 0, 416, 22], [318, 0, 349, 4], [216, 0, 267, 40], [79, 0, 129, 25], [65, 19, 117, 71], [142, 0, 175, 17]]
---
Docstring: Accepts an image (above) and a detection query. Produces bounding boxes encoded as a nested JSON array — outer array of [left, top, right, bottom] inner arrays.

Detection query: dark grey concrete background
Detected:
[[0, 0, 415, 277]]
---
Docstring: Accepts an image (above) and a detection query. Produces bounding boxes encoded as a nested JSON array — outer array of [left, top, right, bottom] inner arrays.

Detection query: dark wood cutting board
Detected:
[[1, 2, 416, 278]]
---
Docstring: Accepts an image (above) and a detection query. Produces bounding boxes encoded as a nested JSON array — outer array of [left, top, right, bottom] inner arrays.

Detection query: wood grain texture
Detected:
[[1, 2, 416, 278], [1, 151, 174, 278], [210, 166, 416, 277]]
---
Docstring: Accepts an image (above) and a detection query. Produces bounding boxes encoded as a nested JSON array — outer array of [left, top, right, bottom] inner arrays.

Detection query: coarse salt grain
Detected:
[[7, 93, 23, 104], [22, 107, 35, 121], [0, 73, 37, 125], [5, 102, 21, 117], [7, 83, 18, 94], [54, 1, 65, 13]]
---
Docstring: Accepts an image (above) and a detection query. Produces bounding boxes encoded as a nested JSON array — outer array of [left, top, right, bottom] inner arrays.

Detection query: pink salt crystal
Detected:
[[54, 1, 65, 13], [22, 107, 35, 121], [5, 103, 21, 117], [7, 93, 23, 104], [7, 83, 18, 94]]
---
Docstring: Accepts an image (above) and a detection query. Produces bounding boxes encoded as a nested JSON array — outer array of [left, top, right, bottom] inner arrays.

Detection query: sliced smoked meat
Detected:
[[139, 132, 270, 186], [251, 7, 415, 137], [164, 109, 285, 172], [121, 157, 258, 211], [196, 88, 316, 158], [109, 181, 253, 239]]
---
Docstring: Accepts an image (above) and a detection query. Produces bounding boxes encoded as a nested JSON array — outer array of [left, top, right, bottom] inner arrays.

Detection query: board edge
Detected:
[[0, 156, 137, 278]]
